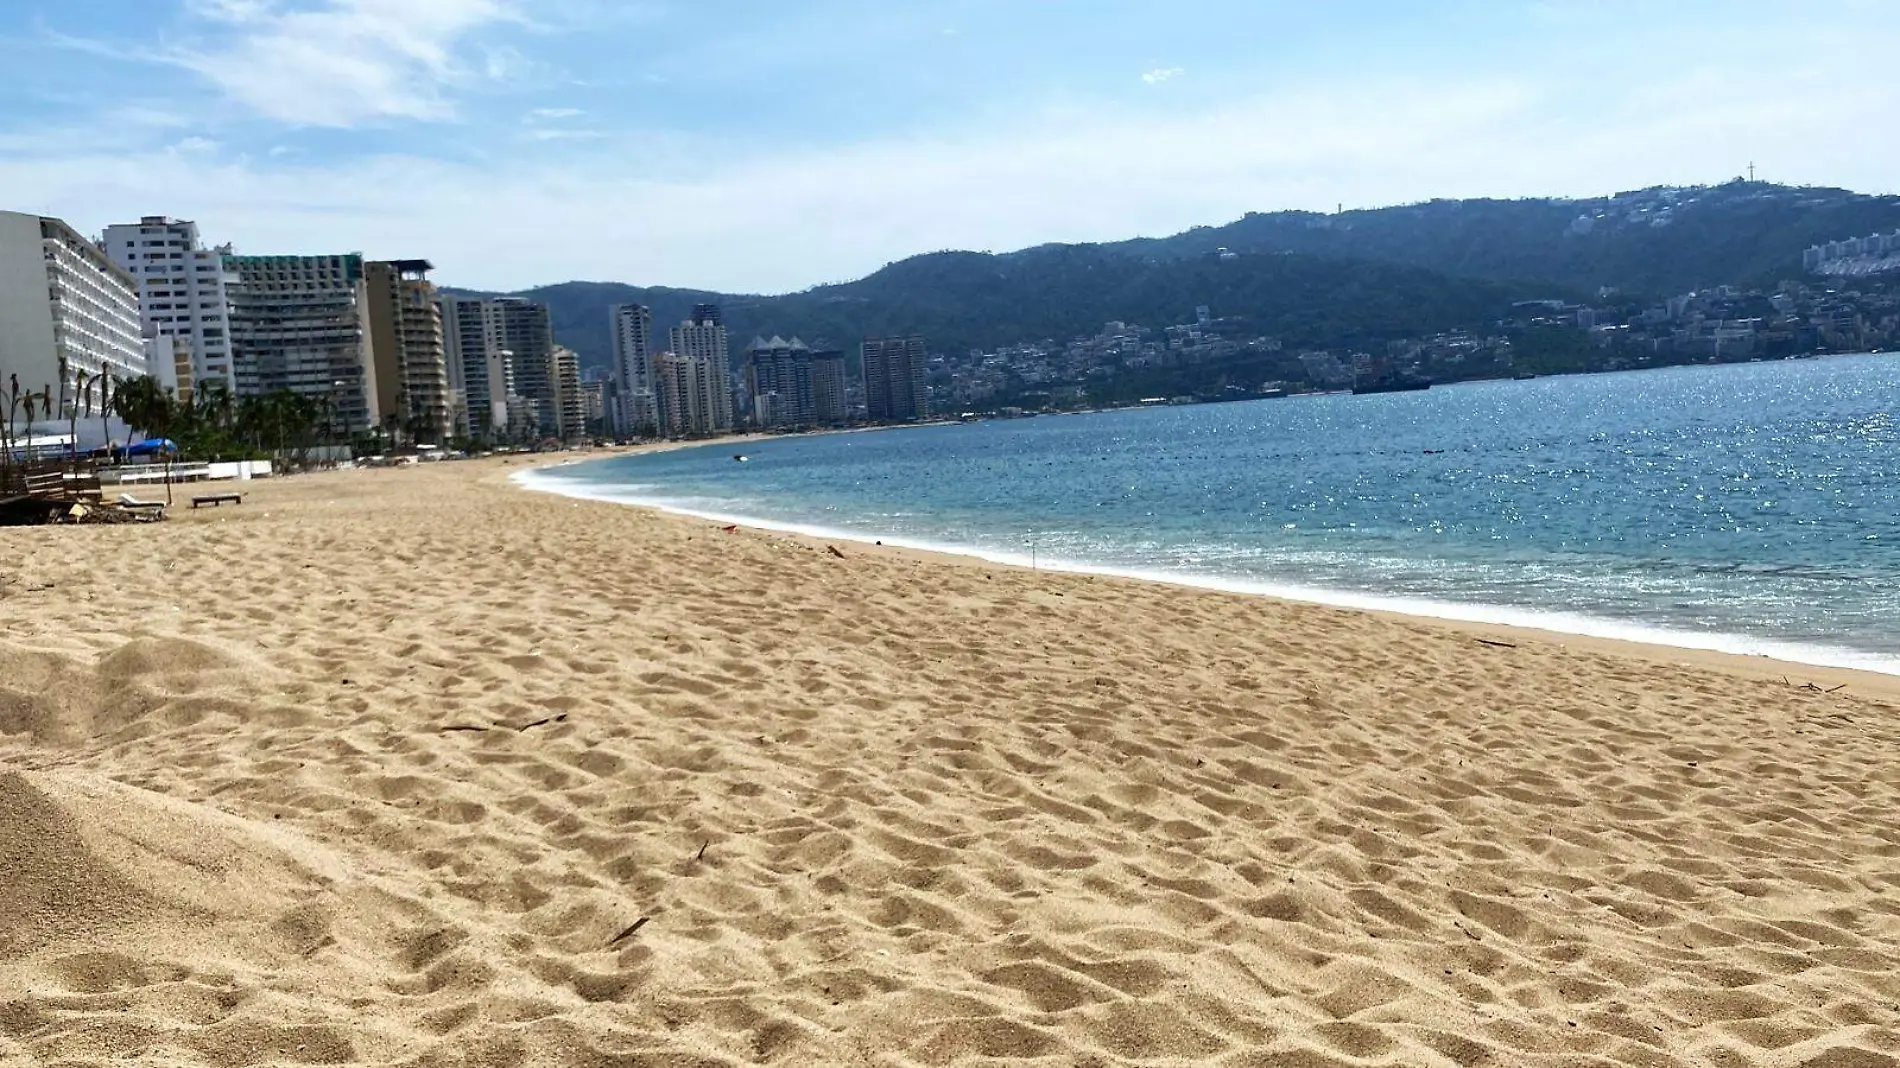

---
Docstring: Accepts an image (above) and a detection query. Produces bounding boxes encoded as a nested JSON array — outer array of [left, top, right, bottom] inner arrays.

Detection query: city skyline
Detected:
[[3, 1, 1896, 294], [1, 206, 936, 450]]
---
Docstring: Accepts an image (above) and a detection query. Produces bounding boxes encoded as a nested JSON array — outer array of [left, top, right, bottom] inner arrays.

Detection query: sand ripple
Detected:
[[2, 458, 1897, 1066]]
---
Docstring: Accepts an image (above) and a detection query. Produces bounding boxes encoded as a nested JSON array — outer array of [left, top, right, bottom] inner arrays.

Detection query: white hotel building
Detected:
[[0, 210, 146, 413], [222, 252, 378, 434], [102, 216, 237, 393], [663, 306, 735, 435]]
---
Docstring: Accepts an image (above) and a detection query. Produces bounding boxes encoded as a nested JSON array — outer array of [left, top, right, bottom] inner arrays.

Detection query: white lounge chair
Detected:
[[118, 493, 167, 520]]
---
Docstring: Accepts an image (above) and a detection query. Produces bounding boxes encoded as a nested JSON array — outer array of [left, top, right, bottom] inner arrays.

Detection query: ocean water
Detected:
[[521, 355, 1900, 674]]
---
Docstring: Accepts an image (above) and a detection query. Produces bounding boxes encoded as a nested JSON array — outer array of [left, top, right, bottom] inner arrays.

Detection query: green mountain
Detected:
[[459, 181, 1900, 374], [468, 247, 1550, 374], [1102, 181, 1900, 296]]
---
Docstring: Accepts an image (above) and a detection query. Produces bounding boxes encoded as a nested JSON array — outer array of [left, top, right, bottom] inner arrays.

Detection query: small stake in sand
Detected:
[[607, 916, 650, 947]]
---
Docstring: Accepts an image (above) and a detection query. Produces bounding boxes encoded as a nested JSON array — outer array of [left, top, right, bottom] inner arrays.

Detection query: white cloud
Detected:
[[526, 107, 584, 120], [1141, 67, 1183, 85], [166, 0, 522, 126], [481, 43, 531, 81], [184, 0, 277, 24], [12, 59, 1898, 301], [8, 12, 1899, 300]]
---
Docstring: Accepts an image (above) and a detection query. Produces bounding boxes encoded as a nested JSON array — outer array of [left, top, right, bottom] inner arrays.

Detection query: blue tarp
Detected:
[[126, 438, 179, 457]]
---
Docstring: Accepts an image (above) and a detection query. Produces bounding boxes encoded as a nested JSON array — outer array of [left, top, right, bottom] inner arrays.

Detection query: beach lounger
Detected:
[[191, 491, 243, 509], [117, 493, 167, 520]]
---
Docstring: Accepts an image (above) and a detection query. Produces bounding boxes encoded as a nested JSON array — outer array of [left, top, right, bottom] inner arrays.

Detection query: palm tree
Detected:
[[17, 383, 52, 463], [96, 374, 117, 465], [180, 378, 237, 460], [19, 387, 36, 464], [113, 376, 171, 439], [114, 375, 177, 504], [197, 379, 236, 435], [38, 386, 53, 462], [69, 368, 90, 477], [2, 374, 18, 492]]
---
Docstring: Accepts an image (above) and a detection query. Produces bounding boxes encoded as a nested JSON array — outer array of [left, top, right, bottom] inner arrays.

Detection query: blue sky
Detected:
[[3, 0, 1896, 292]]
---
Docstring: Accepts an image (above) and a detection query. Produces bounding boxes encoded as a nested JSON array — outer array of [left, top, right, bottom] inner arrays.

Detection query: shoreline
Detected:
[[513, 455, 1900, 698]]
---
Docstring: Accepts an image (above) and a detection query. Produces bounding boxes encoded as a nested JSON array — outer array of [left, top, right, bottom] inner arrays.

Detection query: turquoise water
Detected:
[[521, 355, 1900, 673]]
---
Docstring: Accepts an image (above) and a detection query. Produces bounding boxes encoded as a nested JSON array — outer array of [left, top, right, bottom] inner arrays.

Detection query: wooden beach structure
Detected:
[[0, 457, 162, 525]]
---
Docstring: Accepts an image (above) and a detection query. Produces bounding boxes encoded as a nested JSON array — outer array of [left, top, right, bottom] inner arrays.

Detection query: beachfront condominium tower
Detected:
[[610, 303, 657, 437], [553, 344, 584, 442], [667, 305, 734, 432], [652, 349, 731, 437], [440, 293, 509, 439], [811, 349, 848, 425], [101, 216, 237, 393], [496, 298, 563, 441], [223, 252, 377, 434], [437, 295, 575, 443], [579, 376, 608, 434], [744, 335, 815, 428], [0, 211, 146, 418], [862, 335, 928, 422], [361, 260, 453, 444]]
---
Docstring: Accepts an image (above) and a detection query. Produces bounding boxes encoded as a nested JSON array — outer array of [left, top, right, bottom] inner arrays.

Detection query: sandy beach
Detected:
[[2, 455, 1897, 1067]]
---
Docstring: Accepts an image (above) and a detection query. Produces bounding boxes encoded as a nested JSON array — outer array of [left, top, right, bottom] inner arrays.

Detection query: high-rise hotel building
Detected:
[[661, 304, 734, 435], [741, 332, 845, 429], [101, 216, 236, 392], [811, 349, 848, 425], [361, 259, 452, 443], [440, 293, 511, 439], [745, 335, 815, 428], [497, 297, 562, 440], [652, 349, 732, 438], [223, 253, 452, 439], [222, 253, 376, 433], [610, 303, 657, 437], [0, 211, 146, 414], [862, 334, 928, 422], [438, 295, 578, 442], [553, 344, 584, 442]]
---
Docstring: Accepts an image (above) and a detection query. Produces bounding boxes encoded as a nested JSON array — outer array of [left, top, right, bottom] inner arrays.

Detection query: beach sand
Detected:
[[2, 456, 1896, 1067]]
